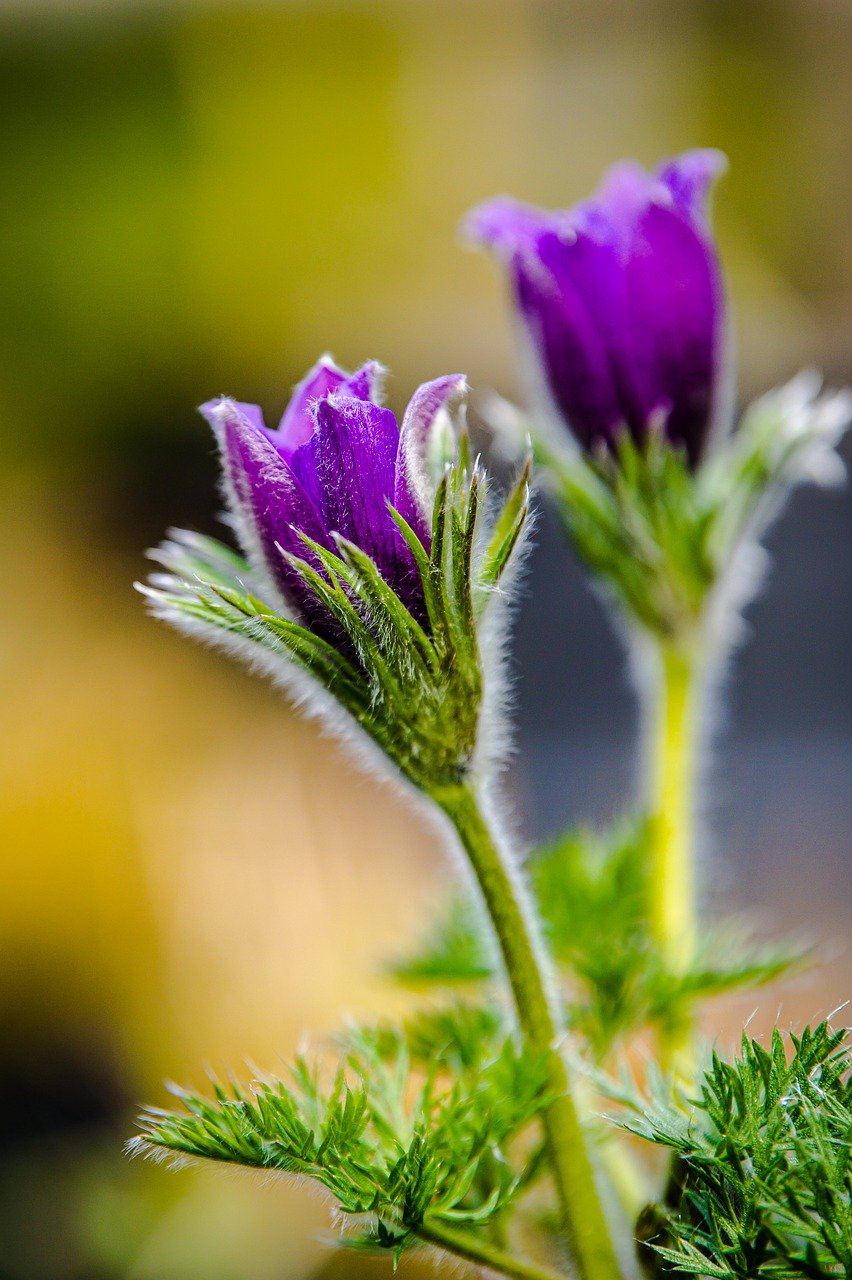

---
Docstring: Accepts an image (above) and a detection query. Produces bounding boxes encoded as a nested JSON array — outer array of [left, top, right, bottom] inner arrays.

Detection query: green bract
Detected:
[[142, 447, 530, 791], [533, 374, 850, 644]]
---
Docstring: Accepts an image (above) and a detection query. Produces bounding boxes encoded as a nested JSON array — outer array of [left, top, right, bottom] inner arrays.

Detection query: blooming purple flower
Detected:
[[465, 150, 727, 468], [201, 358, 465, 642]]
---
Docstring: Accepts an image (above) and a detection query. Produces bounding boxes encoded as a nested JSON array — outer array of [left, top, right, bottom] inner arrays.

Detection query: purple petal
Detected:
[[203, 397, 267, 436], [465, 149, 728, 464], [566, 159, 725, 460], [304, 395, 401, 561], [266, 356, 386, 460], [304, 396, 426, 618], [622, 202, 724, 464], [272, 356, 350, 456], [514, 235, 628, 451], [343, 360, 386, 403], [656, 149, 727, 225], [271, 358, 389, 499], [575, 161, 663, 247], [465, 203, 628, 448], [463, 197, 570, 261], [201, 398, 338, 635], [530, 207, 723, 462], [394, 374, 467, 544]]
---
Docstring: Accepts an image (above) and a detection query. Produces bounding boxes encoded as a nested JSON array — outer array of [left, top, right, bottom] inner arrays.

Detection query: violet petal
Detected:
[[305, 396, 424, 611], [657, 149, 727, 225], [273, 356, 350, 456], [394, 374, 467, 545], [466, 149, 727, 466], [201, 398, 338, 634]]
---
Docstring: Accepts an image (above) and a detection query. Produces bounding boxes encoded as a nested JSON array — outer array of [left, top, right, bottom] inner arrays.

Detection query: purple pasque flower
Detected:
[[465, 149, 727, 468], [201, 357, 465, 641]]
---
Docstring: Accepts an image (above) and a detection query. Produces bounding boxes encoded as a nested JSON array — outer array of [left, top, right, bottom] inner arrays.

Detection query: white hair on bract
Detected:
[[703, 371, 851, 658], [136, 463, 534, 823], [138, 570, 425, 798]]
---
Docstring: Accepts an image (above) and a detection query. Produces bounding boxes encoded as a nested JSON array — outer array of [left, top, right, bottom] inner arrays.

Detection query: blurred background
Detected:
[[0, 0, 849, 1275]]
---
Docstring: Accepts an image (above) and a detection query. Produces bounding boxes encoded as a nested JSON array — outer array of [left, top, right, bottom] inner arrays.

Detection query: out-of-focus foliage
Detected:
[[532, 375, 850, 641], [373, 1001, 509, 1072], [392, 819, 801, 1060]]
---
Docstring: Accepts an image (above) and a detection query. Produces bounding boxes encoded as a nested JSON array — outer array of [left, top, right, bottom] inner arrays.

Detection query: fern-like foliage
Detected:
[[391, 896, 494, 985], [369, 1000, 508, 1072], [610, 1022, 852, 1278], [532, 820, 655, 1057], [129, 1024, 550, 1266], [392, 820, 800, 1060]]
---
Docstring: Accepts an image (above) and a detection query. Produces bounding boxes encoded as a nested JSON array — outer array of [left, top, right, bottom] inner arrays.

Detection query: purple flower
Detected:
[[465, 150, 727, 468], [201, 357, 465, 642]]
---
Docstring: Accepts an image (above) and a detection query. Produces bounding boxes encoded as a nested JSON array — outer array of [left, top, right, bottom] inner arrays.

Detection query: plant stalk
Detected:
[[647, 641, 700, 1081], [419, 1218, 566, 1280], [435, 782, 622, 1280]]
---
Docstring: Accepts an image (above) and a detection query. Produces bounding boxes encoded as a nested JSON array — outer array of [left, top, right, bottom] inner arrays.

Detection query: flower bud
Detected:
[[465, 150, 727, 469], [140, 359, 530, 792]]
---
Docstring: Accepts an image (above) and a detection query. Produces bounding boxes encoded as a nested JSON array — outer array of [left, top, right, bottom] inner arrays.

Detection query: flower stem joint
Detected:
[[140, 357, 531, 792]]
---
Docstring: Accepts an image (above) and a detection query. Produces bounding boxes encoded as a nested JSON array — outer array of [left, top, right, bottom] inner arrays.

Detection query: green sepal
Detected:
[[479, 454, 532, 596], [141, 454, 531, 793], [553, 435, 715, 639], [539, 380, 850, 641]]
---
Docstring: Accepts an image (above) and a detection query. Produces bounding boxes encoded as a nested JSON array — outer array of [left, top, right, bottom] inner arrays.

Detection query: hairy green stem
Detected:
[[419, 1218, 566, 1280], [435, 782, 623, 1280], [647, 641, 700, 1081]]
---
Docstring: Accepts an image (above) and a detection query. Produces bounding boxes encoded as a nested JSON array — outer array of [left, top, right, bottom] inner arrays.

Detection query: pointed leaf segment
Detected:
[[607, 1022, 852, 1279], [130, 1026, 558, 1277], [141, 454, 530, 791]]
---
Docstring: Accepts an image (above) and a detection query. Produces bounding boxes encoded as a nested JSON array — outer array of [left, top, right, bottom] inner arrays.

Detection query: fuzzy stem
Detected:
[[647, 641, 700, 1080], [435, 781, 623, 1280], [419, 1218, 566, 1280]]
